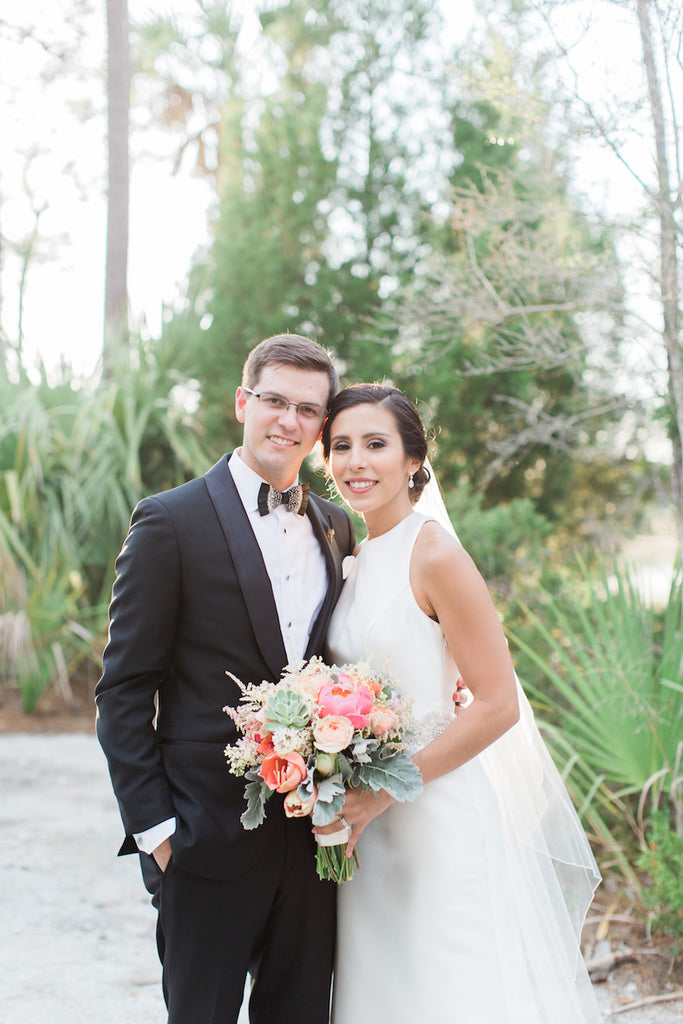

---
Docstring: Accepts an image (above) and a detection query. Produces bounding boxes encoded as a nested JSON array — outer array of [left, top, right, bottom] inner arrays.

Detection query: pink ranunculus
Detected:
[[283, 787, 318, 818], [244, 710, 274, 753], [256, 733, 275, 756], [291, 671, 335, 699], [259, 751, 308, 793], [368, 705, 395, 737], [244, 709, 267, 739], [313, 715, 355, 753], [317, 679, 374, 728]]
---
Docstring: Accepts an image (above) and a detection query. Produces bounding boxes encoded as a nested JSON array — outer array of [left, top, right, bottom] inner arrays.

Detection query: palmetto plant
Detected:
[[0, 344, 213, 710], [511, 556, 683, 892]]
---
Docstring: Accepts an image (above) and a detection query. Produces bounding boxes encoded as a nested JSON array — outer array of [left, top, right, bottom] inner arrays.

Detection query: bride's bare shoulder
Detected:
[[412, 518, 478, 579], [415, 518, 462, 554]]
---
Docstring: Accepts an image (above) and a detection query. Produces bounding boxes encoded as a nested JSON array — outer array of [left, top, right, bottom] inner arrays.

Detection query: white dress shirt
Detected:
[[134, 450, 328, 855]]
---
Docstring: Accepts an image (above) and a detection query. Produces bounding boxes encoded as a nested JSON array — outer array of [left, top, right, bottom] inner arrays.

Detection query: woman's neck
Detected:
[[364, 503, 414, 540]]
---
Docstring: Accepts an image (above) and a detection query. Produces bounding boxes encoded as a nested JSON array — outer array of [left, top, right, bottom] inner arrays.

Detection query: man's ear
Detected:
[[235, 387, 247, 424]]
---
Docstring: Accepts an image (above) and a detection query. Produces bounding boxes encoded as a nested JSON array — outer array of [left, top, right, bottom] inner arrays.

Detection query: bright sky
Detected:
[[0, 0, 657, 382], [2, 0, 220, 377]]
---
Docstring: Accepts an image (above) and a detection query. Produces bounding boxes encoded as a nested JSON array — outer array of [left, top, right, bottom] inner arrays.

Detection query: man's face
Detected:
[[235, 362, 330, 489]]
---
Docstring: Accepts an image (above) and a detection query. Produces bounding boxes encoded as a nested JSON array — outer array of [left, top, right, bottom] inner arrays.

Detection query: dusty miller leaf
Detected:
[[240, 771, 270, 829], [356, 750, 423, 801]]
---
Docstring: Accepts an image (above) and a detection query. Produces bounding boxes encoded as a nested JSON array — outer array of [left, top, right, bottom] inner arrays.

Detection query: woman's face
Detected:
[[327, 403, 420, 522]]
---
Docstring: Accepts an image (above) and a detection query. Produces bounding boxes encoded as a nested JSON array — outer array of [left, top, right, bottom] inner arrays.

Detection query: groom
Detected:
[[96, 334, 355, 1024]]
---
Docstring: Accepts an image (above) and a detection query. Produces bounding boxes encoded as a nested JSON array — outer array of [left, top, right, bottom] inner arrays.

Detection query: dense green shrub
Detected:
[[511, 557, 683, 891], [0, 344, 212, 711], [637, 809, 683, 947]]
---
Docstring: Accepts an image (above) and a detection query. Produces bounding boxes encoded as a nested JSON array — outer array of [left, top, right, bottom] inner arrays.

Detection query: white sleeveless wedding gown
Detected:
[[326, 513, 602, 1024]]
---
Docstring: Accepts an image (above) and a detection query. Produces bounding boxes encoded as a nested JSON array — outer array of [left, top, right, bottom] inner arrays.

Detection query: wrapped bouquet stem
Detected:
[[223, 657, 422, 883], [313, 823, 358, 882]]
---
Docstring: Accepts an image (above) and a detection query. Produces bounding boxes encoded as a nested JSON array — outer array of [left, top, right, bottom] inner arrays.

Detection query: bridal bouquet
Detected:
[[223, 656, 422, 883]]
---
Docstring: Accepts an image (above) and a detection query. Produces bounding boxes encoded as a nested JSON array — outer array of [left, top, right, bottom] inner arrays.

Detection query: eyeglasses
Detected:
[[244, 388, 328, 422]]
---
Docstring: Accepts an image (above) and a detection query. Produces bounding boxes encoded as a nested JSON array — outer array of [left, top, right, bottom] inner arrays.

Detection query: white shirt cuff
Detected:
[[134, 817, 176, 854]]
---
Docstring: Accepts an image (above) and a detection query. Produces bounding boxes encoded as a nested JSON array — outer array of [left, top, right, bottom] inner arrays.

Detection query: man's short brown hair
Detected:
[[242, 334, 339, 407]]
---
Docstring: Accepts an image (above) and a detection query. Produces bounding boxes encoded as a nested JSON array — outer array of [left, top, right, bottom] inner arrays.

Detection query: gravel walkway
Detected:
[[0, 733, 680, 1023]]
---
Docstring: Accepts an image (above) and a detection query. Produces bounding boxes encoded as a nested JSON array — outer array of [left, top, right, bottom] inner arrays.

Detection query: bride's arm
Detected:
[[315, 522, 520, 855], [408, 521, 519, 785]]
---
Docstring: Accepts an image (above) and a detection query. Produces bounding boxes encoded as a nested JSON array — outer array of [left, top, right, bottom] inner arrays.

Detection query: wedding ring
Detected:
[[339, 816, 349, 829]]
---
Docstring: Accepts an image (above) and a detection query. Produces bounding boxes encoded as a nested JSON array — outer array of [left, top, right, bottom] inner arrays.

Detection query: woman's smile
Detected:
[[345, 478, 378, 494]]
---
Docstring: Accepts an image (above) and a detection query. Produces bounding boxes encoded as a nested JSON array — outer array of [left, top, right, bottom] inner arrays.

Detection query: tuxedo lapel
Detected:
[[305, 496, 345, 658], [203, 455, 287, 678]]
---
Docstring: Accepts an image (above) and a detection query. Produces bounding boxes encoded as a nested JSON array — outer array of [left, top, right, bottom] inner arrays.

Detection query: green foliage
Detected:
[[353, 745, 424, 802], [0, 342, 212, 711], [157, 0, 448, 450], [145, 0, 632, 543], [510, 557, 683, 889], [391, 155, 623, 522], [241, 770, 271, 830], [637, 809, 683, 946], [443, 479, 553, 588]]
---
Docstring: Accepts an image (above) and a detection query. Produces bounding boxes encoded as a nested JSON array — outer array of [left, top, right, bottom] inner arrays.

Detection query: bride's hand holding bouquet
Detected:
[[223, 656, 422, 882]]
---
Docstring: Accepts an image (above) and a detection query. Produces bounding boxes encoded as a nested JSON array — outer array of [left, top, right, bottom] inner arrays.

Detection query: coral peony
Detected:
[[317, 680, 374, 728]]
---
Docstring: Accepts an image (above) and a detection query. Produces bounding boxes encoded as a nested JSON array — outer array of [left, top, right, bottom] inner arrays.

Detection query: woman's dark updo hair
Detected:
[[321, 384, 431, 504]]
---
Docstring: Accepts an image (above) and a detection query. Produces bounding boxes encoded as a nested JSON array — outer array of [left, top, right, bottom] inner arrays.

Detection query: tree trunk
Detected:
[[103, 0, 130, 366], [636, 0, 683, 548]]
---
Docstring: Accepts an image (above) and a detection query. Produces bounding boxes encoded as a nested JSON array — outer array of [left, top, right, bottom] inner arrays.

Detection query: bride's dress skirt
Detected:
[[326, 513, 602, 1024]]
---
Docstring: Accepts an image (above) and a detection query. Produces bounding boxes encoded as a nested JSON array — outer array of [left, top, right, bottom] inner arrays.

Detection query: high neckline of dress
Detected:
[[363, 511, 418, 546]]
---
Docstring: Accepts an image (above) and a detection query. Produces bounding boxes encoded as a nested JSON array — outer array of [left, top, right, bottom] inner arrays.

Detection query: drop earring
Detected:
[[409, 472, 414, 489]]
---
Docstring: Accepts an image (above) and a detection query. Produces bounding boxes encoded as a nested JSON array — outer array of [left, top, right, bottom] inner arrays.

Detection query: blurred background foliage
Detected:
[[1, 0, 681, 932]]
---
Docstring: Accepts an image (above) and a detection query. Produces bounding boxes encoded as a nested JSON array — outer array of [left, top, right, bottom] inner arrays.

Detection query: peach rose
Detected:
[[313, 715, 355, 753], [291, 671, 335, 699], [317, 679, 374, 728], [259, 751, 307, 793], [369, 705, 395, 737], [283, 787, 317, 818]]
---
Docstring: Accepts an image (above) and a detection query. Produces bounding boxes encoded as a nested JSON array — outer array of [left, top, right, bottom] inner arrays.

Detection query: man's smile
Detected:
[[268, 434, 298, 448]]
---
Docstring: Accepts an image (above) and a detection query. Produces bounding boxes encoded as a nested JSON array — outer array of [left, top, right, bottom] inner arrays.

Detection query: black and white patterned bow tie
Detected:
[[258, 481, 309, 517]]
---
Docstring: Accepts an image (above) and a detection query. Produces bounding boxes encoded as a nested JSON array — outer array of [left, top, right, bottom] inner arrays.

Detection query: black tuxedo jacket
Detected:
[[96, 453, 355, 880]]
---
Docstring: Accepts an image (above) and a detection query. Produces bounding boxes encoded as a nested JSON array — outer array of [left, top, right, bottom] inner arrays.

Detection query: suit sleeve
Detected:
[[96, 496, 179, 843], [333, 502, 356, 558]]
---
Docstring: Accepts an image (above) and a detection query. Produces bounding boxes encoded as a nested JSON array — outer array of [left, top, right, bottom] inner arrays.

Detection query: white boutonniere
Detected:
[[341, 555, 356, 580]]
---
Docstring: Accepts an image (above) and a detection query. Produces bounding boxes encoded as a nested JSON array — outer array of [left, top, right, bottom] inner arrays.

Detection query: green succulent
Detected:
[[263, 690, 311, 729]]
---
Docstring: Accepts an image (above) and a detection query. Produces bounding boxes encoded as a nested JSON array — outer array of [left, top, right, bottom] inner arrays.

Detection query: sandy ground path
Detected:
[[0, 732, 680, 1023], [1, 733, 167, 1023]]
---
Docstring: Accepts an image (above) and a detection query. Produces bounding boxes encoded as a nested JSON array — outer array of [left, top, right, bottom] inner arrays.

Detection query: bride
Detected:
[[318, 383, 602, 1024]]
